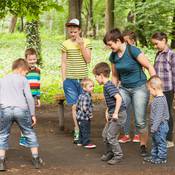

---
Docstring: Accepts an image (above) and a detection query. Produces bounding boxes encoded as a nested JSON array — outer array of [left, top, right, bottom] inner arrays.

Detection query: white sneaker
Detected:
[[167, 141, 174, 148]]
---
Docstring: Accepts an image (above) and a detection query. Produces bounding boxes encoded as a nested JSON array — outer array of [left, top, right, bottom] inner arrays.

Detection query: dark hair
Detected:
[[93, 62, 111, 78], [12, 58, 30, 71], [25, 48, 37, 59], [122, 30, 137, 42], [103, 28, 124, 45], [151, 32, 168, 43]]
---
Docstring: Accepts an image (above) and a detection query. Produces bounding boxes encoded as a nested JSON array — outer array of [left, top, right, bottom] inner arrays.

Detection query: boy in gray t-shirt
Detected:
[[0, 58, 43, 171], [144, 75, 169, 164]]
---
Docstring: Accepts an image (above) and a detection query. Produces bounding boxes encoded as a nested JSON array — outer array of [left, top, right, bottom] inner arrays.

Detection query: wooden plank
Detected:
[[58, 100, 64, 130]]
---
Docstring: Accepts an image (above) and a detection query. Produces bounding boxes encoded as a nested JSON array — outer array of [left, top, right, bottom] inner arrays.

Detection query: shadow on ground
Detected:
[[5, 103, 175, 175]]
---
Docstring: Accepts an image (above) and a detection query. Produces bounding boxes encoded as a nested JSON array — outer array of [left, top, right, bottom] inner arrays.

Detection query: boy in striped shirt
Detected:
[[60, 19, 92, 143], [93, 62, 127, 165], [144, 76, 169, 164], [19, 48, 41, 146]]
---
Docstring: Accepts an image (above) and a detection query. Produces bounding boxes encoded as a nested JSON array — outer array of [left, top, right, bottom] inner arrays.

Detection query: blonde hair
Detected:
[[81, 77, 94, 89], [147, 75, 163, 90]]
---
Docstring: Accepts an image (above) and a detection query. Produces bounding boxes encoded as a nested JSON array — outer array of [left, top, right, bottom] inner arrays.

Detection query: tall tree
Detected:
[[89, 0, 96, 38], [9, 15, 17, 33], [105, 0, 114, 32], [68, 0, 83, 25], [171, 9, 175, 49]]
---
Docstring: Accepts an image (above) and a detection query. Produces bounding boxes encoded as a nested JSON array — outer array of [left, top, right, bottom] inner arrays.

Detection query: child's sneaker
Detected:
[[151, 158, 167, 164], [167, 141, 174, 148], [32, 157, 44, 169], [143, 156, 155, 163], [19, 136, 28, 147], [140, 145, 148, 157], [119, 135, 131, 143], [0, 159, 6, 171], [101, 152, 113, 161], [84, 143, 96, 149], [107, 156, 122, 165], [73, 130, 79, 144], [132, 134, 140, 143]]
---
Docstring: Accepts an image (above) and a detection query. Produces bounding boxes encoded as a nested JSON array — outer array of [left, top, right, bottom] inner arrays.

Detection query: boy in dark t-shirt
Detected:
[[93, 62, 126, 165]]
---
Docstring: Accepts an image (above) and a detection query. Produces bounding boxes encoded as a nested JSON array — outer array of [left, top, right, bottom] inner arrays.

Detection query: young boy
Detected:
[[60, 18, 92, 143], [93, 62, 127, 165], [0, 58, 42, 171], [119, 30, 140, 143], [76, 78, 96, 149], [144, 75, 169, 164], [19, 48, 41, 146]]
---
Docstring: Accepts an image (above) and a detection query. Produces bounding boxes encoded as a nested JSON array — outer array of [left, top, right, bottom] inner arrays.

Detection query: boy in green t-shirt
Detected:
[[60, 19, 92, 143]]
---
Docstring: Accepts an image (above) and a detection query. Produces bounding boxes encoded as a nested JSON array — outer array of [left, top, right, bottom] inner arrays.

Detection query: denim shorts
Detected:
[[0, 106, 39, 149], [119, 83, 149, 133], [63, 79, 83, 105]]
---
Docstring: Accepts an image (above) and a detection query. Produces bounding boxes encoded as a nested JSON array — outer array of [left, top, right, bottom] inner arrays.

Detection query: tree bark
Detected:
[[171, 9, 175, 49], [25, 20, 42, 65], [135, 0, 148, 47], [9, 15, 17, 33], [68, 0, 83, 26], [89, 0, 96, 38], [105, 0, 114, 32]]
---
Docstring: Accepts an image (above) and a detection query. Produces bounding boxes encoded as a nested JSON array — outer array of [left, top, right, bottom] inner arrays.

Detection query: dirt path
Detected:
[[4, 103, 175, 175]]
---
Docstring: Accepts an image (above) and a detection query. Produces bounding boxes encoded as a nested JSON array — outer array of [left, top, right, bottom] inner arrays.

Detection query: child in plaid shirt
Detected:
[[76, 78, 96, 149]]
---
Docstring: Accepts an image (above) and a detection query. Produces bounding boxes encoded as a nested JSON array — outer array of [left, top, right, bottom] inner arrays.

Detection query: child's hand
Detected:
[[76, 37, 84, 46], [112, 112, 118, 121], [105, 109, 109, 122], [90, 115, 93, 119], [36, 99, 41, 108], [32, 116, 37, 126]]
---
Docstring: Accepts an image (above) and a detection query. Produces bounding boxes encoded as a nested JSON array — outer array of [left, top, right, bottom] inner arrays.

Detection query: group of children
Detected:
[[60, 19, 172, 166], [0, 18, 172, 171]]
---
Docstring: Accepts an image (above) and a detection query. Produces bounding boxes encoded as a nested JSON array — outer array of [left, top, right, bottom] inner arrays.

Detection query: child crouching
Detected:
[[93, 62, 127, 165], [0, 58, 43, 171]]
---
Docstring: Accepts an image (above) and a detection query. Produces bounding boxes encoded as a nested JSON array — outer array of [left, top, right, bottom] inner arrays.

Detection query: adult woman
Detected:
[[151, 32, 175, 148], [103, 28, 156, 156]]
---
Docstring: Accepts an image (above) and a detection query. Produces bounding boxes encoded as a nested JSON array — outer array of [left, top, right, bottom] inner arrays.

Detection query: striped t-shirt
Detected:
[[60, 38, 92, 79], [104, 80, 126, 114], [26, 66, 40, 99], [150, 96, 169, 133]]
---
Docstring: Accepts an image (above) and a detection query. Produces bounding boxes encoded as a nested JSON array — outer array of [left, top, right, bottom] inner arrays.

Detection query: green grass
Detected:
[[0, 32, 156, 104]]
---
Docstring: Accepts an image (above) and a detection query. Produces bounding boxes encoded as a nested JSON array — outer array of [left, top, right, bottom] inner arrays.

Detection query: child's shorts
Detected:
[[0, 106, 39, 149], [63, 78, 83, 105]]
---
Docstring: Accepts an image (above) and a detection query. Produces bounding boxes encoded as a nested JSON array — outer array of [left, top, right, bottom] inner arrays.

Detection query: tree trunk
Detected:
[[68, 0, 83, 26], [105, 0, 114, 32], [171, 9, 175, 49], [25, 20, 42, 65], [19, 16, 24, 32], [9, 15, 17, 33], [135, 0, 148, 47], [89, 0, 96, 38]]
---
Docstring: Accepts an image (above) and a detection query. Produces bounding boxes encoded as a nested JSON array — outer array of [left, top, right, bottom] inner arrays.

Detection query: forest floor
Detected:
[[4, 103, 175, 175]]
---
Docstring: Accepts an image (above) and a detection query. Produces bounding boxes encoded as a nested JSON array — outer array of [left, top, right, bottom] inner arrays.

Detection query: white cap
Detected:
[[66, 18, 80, 27]]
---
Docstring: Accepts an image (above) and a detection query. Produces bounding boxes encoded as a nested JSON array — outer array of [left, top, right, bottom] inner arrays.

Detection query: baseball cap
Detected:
[[66, 18, 80, 27]]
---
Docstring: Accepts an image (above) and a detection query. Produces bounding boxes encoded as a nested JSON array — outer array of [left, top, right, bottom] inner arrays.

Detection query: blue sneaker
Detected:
[[19, 136, 28, 147]]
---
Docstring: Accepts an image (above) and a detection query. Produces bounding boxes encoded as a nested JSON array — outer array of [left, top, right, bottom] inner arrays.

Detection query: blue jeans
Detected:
[[0, 107, 39, 149], [124, 104, 138, 135], [63, 79, 83, 105], [119, 84, 149, 133], [151, 122, 169, 160], [78, 120, 90, 146]]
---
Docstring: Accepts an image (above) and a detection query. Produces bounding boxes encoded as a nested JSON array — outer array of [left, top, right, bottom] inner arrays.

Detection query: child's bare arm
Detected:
[[76, 37, 91, 64], [61, 51, 67, 81], [112, 94, 122, 120]]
